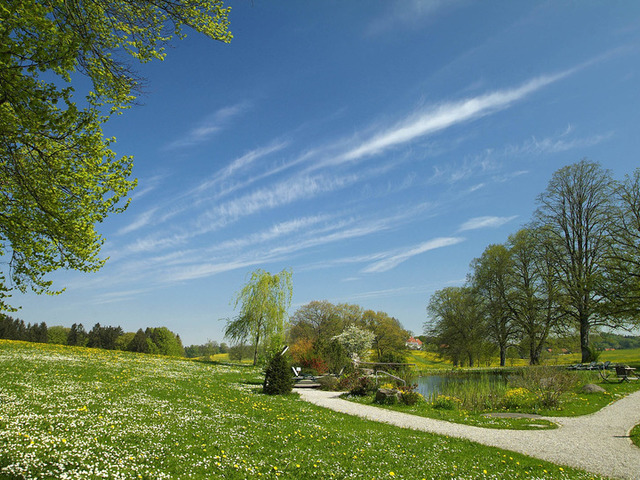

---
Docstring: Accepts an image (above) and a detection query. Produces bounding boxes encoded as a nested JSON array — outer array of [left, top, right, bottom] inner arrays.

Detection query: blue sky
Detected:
[[13, 1, 640, 345]]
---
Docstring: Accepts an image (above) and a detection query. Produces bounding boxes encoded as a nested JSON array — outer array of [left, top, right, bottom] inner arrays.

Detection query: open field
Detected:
[[407, 347, 640, 372], [0, 340, 604, 479]]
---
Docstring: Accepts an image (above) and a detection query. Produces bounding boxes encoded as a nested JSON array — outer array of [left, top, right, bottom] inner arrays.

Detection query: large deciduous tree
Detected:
[[360, 310, 408, 363], [602, 169, 640, 323], [426, 286, 487, 367], [507, 227, 565, 365], [535, 160, 616, 362], [224, 269, 293, 366], [470, 244, 517, 366], [0, 1, 232, 311]]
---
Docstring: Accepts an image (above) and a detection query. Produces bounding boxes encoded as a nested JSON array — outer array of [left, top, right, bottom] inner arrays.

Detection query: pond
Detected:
[[417, 372, 509, 399]]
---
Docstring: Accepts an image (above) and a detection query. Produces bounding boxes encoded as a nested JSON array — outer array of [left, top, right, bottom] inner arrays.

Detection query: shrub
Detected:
[[263, 354, 294, 395], [350, 376, 376, 396], [510, 366, 579, 409], [586, 345, 601, 362], [339, 372, 377, 396], [501, 387, 533, 410], [317, 376, 339, 391], [399, 390, 423, 406], [310, 357, 329, 375], [431, 395, 462, 410]]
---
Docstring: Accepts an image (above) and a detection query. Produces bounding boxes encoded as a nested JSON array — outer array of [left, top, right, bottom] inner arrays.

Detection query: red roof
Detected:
[[406, 337, 422, 345]]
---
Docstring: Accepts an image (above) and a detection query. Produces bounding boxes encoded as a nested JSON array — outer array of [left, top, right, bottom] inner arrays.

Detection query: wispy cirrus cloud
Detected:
[[458, 215, 518, 232], [166, 101, 251, 149], [366, 0, 465, 36], [363, 237, 464, 273], [506, 130, 613, 156], [194, 173, 361, 234], [324, 70, 575, 168], [190, 141, 290, 197], [118, 208, 158, 235]]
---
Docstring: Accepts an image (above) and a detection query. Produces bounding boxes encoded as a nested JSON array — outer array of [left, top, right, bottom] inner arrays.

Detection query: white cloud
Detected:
[[366, 0, 465, 36], [510, 132, 612, 156], [192, 173, 361, 235], [458, 215, 518, 232], [166, 101, 251, 149], [363, 237, 464, 273], [191, 141, 290, 196], [329, 70, 573, 167], [118, 208, 158, 235]]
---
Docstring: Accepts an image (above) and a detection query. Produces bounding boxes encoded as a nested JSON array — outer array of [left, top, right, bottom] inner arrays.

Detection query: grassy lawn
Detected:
[[407, 347, 640, 371], [0, 340, 604, 479], [631, 423, 640, 449], [345, 395, 559, 430]]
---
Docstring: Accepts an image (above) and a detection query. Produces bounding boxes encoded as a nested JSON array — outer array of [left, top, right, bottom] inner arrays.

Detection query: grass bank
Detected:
[[0, 340, 603, 479], [346, 368, 640, 429]]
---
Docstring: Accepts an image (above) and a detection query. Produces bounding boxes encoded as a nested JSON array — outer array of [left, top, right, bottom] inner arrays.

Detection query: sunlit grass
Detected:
[[408, 347, 640, 371], [405, 350, 452, 371], [0, 340, 605, 479]]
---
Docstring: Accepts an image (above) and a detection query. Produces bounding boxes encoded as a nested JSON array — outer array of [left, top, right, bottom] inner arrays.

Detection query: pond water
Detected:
[[417, 372, 508, 399]]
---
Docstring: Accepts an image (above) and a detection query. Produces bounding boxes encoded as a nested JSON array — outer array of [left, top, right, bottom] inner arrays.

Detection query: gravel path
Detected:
[[296, 388, 640, 480]]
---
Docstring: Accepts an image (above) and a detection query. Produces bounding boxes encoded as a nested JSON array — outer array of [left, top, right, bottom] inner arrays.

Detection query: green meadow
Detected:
[[0, 340, 605, 479], [406, 347, 640, 373]]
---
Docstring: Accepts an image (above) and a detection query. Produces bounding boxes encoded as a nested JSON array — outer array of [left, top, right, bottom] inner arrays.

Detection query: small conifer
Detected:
[[263, 353, 294, 395]]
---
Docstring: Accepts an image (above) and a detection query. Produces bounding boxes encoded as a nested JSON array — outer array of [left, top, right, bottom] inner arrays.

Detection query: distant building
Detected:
[[405, 336, 423, 350]]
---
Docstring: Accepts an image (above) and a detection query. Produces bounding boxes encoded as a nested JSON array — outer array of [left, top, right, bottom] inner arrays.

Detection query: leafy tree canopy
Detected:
[[0, 0, 232, 311]]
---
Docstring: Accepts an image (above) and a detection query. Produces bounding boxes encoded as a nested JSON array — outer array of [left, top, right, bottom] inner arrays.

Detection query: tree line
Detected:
[[286, 300, 409, 374], [0, 314, 184, 357], [426, 161, 640, 366], [221, 269, 411, 371]]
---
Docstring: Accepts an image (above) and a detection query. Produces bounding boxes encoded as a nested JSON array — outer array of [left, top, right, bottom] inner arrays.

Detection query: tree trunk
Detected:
[[580, 318, 590, 363], [253, 331, 260, 366], [529, 334, 540, 365], [530, 340, 540, 365], [499, 346, 506, 367]]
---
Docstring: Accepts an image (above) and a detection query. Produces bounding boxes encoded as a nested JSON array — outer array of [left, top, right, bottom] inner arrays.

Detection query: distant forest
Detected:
[[0, 314, 241, 359], [593, 332, 640, 350]]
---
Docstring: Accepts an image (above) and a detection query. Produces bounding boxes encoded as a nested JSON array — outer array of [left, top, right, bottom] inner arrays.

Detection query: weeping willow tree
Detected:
[[224, 269, 293, 366]]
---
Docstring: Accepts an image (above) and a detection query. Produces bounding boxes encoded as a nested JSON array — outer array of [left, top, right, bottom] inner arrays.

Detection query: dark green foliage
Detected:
[[0, 314, 47, 343], [128, 329, 150, 353], [185, 340, 220, 358], [87, 323, 123, 350], [0, 315, 185, 358], [67, 323, 88, 346], [263, 353, 294, 395], [377, 351, 408, 371], [593, 332, 640, 350], [229, 344, 253, 361]]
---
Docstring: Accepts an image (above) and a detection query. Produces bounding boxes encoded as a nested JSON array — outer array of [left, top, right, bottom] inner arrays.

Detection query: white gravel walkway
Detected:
[[296, 388, 640, 480]]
